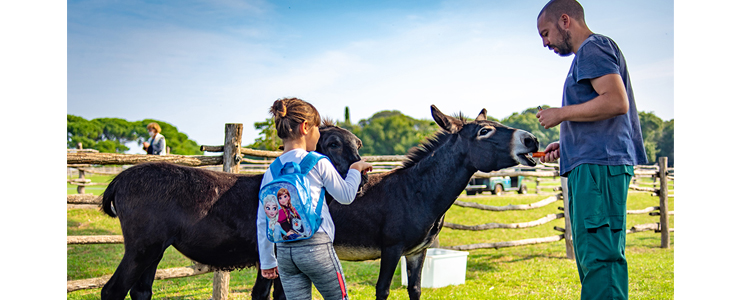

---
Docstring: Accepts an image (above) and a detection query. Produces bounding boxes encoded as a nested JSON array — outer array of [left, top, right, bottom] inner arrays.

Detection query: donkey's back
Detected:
[[100, 162, 263, 268]]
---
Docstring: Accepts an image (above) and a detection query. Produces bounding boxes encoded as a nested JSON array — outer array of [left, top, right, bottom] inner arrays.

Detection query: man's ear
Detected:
[[558, 13, 570, 30]]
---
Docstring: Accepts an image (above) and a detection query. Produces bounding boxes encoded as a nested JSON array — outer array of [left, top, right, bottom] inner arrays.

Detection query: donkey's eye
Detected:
[[477, 126, 496, 139], [329, 142, 339, 148]]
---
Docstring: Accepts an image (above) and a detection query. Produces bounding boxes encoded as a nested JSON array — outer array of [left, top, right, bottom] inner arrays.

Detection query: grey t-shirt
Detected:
[[559, 34, 648, 176]]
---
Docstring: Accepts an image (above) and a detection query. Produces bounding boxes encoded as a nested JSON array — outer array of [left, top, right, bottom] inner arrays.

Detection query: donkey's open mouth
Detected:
[[511, 130, 539, 166], [516, 152, 538, 166]]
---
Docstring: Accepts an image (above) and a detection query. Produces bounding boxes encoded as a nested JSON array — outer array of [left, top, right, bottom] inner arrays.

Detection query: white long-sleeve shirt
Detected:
[[256, 149, 362, 270]]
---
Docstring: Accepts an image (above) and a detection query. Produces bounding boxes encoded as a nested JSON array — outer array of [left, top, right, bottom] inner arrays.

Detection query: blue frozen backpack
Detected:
[[259, 151, 329, 243]]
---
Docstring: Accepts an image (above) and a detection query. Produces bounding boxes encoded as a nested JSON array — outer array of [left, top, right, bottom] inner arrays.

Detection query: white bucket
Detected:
[[400, 248, 469, 288]]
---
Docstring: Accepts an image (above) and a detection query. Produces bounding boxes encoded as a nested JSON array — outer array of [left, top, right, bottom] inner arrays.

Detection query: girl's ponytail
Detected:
[[269, 98, 321, 140]]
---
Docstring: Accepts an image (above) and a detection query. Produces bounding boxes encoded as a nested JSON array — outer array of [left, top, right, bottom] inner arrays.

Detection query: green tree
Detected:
[[639, 111, 665, 164], [355, 110, 439, 155], [246, 117, 282, 151], [67, 115, 134, 152], [656, 119, 674, 167], [67, 115, 202, 155], [337, 107, 362, 137], [500, 106, 560, 150]]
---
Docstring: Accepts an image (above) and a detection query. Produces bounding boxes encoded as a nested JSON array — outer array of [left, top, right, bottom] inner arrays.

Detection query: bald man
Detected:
[[535, 1, 647, 299]]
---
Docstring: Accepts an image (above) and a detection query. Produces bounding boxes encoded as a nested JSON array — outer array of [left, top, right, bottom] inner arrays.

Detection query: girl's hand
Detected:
[[262, 267, 279, 279], [349, 159, 373, 174]]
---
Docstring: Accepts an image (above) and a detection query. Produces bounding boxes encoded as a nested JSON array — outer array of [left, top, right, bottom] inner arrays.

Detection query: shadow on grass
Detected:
[[502, 253, 569, 264], [463, 252, 502, 273], [468, 250, 569, 270], [626, 233, 674, 252]]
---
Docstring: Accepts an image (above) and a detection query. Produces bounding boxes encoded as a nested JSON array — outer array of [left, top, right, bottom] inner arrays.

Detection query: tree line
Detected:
[[67, 115, 203, 155], [248, 106, 673, 166], [67, 106, 673, 166]]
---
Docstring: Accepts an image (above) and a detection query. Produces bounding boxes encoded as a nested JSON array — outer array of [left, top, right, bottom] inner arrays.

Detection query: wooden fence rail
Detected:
[[67, 152, 223, 166], [444, 235, 565, 251], [68, 263, 213, 292], [444, 212, 564, 230], [443, 221, 674, 252], [68, 235, 124, 245], [454, 195, 558, 211]]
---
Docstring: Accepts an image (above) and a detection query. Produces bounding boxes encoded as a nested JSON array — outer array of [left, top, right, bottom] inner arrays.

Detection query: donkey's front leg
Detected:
[[375, 247, 404, 300], [251, 263, 286, 300], [251, 266, 273, 300], [404, 250, 427, 300]]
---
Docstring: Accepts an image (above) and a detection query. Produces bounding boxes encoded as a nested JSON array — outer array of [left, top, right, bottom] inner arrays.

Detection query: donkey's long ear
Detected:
[[475, 108, 488, 121], [431, 105, 462, 133]]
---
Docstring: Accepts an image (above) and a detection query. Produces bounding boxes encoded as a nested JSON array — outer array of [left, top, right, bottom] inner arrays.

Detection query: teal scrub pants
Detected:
[[567, 164, 633, 300]]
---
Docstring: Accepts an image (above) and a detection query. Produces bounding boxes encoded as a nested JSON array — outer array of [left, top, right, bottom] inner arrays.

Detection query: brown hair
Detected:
[[146, 122, 162, 133], [277, 188, 290, 201], [270, 97, 321, 140], [538, 0, 586, 25]]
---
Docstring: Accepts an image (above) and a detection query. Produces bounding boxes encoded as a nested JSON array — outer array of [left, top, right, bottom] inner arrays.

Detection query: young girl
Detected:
[[256, 97, 372, 300]]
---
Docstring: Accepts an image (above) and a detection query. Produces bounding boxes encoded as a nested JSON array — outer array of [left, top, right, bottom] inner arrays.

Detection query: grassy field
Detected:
[[67, 173, 673, 299]]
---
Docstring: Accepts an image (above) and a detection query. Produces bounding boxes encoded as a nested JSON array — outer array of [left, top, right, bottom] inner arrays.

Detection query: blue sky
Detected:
[[66, 0, 674, 151]]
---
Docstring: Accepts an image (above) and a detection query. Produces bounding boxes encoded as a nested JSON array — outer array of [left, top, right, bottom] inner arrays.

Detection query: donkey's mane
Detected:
[[321, 118, 337, 128], [401, 113, 469, 169]]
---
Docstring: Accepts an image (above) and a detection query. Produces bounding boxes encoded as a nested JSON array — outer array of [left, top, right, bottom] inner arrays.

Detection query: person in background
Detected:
[[535, 1, 647, 299], [143, 122, 167, 155]]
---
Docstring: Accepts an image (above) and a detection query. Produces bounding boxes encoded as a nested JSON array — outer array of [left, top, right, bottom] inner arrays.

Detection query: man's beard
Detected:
[[553, 26, 573, 57]]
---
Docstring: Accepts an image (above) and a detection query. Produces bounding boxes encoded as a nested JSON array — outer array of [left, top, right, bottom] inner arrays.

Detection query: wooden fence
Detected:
[[67, 126, 674, 297], [431, 159, 674, 256], [438, 158, 674, 258]]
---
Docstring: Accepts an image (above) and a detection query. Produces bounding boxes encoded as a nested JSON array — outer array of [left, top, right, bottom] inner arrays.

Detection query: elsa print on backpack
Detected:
[[262, 195, 287, 242]]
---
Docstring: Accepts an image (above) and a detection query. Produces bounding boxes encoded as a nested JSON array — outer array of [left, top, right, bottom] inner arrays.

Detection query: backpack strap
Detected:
[[299, 151, 331, 217], [314, 185, 326, 217], [269, 157, 291, 179], [298, 151, 330, 174], [269, 157, 284, 179]]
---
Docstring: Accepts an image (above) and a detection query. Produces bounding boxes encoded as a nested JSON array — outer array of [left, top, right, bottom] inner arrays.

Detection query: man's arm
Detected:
[[537, 73, 629, 129]]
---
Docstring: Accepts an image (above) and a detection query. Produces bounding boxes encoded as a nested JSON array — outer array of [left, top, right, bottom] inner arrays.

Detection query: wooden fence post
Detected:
[[560, 177, 575, 260], [659, 157, 670, 248], [76, 143, 86, 194], [212, 123, 243, 300], [223, 123, 243, 174]]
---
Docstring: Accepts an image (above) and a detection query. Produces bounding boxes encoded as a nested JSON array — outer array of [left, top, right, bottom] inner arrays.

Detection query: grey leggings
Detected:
[[276, 232, 348, 300]]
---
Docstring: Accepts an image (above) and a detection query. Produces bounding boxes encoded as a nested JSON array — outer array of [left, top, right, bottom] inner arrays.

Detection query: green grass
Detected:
[[67, 174, 673, 299]]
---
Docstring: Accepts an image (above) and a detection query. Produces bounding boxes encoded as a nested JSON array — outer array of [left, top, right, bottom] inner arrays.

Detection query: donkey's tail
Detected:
[[100, 176, 119, 218]]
